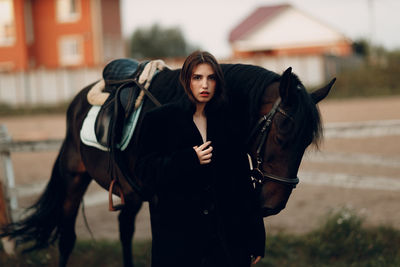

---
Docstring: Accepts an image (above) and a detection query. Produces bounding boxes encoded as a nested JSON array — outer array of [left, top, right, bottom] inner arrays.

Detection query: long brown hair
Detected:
[[179, 51, 226, 111]]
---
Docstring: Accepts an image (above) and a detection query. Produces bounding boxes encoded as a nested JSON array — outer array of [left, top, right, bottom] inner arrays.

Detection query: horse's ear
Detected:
[[279, 67, 295, 104], [310, 78, 336, 104]]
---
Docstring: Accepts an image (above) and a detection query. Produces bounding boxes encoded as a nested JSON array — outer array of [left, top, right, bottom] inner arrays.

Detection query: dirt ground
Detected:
[[1, 95, 400, 241]]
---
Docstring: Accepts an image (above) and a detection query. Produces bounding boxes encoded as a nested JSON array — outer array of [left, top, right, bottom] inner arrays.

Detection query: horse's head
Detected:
[[250, 67, 335, 217]]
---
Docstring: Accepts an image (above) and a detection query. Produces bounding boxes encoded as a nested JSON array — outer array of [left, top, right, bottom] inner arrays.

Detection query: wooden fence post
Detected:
[[0, 125, 16, 254]]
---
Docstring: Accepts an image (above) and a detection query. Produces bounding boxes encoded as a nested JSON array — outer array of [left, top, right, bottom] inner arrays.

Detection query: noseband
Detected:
[[248, 98, 299, 189]]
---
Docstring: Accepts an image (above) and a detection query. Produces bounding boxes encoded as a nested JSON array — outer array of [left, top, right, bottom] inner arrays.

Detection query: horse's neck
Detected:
[[150, 69, 183, 104]]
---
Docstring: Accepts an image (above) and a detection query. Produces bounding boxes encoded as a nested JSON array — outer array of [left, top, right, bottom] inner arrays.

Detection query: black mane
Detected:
[[150, 63, 322, 146], [221, 63, 322, 147], [289, 74, 323, 148], [221, 64, 280, 117]]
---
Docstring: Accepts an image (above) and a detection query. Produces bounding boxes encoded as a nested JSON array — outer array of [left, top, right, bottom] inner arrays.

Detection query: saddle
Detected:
[[88, 58, 164, 211], [95, 58, 147, 148]]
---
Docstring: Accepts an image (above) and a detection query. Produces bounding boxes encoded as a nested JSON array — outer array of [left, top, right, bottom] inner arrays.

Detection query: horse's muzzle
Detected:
[[261, 205, 285, 217]]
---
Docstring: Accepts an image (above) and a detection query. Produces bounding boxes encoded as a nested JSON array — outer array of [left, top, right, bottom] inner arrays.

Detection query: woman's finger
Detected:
[[198, 147, 212, 157], [199, 146, 213, 156], [203, 146, 213, 153], [200, 159, 211, 164], [202, 153, 212, 160], [198, 141, 212, 150]]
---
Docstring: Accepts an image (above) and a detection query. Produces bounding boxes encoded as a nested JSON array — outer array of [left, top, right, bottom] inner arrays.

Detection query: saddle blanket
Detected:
[[80, 103, 143, 151]]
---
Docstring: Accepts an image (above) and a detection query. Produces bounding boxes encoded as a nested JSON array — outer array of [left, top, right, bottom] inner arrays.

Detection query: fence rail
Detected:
[[0, 139, 62, 153], [324, 119, 400, 138]]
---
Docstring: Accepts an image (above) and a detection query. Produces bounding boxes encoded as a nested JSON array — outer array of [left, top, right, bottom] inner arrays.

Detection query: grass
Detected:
[[0, 240, 152, 267], [261, 208, 400, 267], [1, 208, 399, 266]]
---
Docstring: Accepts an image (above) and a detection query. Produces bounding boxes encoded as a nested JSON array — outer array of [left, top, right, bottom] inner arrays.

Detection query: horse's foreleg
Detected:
[[118, 199, 143, 267], [58, 172, 92, 267]]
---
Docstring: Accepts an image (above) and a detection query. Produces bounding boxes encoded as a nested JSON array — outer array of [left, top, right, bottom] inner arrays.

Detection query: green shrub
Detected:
[[331, 51, 400, 98], [260, 208, 400, 267]]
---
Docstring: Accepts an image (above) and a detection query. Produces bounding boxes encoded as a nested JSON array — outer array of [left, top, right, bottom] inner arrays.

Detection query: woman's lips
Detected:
[[200, 91, 209, 96]]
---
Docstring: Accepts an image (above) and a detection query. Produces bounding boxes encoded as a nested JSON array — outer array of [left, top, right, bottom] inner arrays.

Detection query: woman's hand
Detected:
[[193, 141, 213, 165], [252, 256, 262, 265]]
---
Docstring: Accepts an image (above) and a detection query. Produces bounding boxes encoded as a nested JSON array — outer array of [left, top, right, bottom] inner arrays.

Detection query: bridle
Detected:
[[248, 97, 299, 189]]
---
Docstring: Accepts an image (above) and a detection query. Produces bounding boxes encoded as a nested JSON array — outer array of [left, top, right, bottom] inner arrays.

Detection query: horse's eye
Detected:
[[276, 115, 292, 134], [275, 135, 285, 146]]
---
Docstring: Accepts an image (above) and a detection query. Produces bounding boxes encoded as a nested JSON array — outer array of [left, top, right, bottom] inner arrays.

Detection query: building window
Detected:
[[0, 0, 16, 46], [58, 36, 84, 66], [56, 0, 81, 23]]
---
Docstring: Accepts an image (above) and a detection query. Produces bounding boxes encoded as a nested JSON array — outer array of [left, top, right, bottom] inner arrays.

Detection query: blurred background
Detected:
[[0, 0, 400, 266], [0, 0, 399, 105]]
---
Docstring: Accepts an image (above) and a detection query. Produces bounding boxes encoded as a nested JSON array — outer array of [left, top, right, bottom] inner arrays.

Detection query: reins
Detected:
[[248, 98, 299, 189]]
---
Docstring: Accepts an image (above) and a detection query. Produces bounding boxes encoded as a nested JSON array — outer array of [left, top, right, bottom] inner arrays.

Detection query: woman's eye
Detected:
[[208, 75, 216, 80], [192, 75, 201, 80]]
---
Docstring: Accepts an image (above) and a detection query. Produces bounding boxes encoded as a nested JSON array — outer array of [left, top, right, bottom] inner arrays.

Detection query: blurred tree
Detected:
[[129, 24, 198, 59], [352, 39, 369, 57], [332, 45, 400, 98]]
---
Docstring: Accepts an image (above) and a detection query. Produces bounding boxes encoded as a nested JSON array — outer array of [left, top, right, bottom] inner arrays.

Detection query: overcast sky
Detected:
[[120, 0, 400, 58]]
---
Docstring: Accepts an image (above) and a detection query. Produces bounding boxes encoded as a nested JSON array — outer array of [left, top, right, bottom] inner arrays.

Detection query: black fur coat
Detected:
[[135, 96, 265, 267]]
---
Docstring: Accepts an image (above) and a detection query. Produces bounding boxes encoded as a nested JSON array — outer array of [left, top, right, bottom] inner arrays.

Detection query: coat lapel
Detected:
[[175, 97, 204, 146]]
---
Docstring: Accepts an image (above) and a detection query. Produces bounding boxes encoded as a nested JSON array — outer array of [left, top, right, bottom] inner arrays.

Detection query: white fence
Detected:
[[0, 68, 102, 106], [0, 55, 361, 106], [220, 55, 362, 88], [223, 55, 326, 86]]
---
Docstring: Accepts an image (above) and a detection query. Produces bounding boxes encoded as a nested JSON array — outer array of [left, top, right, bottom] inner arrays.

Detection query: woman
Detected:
[[135, 51, 265, 266]]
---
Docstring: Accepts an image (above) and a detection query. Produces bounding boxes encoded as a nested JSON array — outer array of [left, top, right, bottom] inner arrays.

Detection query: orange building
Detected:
[[0, 0, 124, 72]]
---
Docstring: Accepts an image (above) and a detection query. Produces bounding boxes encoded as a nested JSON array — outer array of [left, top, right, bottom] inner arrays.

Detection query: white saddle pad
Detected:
[[80, 103, 143, 151]]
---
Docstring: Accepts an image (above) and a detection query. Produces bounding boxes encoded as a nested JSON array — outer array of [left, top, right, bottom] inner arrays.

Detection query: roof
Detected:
[[229, 4, 290, 42]]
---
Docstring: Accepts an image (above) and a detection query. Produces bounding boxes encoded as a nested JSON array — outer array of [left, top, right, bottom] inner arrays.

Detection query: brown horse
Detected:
[[1, 63, 334, 267]]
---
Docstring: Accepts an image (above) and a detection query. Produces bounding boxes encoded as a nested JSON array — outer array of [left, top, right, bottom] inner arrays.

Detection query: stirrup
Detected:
[[108, 179, 125, 211]]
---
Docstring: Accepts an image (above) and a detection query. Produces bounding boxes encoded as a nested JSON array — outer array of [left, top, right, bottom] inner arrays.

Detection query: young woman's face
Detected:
[[190, 63, 216, 103]]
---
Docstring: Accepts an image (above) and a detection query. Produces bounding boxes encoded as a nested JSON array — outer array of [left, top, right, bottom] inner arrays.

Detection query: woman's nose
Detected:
[[202, 79, 208, 88]]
